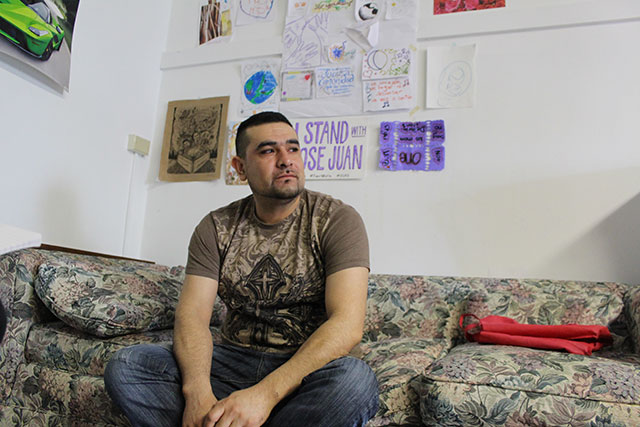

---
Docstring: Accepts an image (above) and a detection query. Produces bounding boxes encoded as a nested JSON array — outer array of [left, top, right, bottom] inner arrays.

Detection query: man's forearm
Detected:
[[255, 314, 362, 406], [174, 316, 215, 397]]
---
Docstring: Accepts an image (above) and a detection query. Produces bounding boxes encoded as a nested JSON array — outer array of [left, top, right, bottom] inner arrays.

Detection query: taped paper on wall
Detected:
[[426, 44, 477, 109], [282, 13, 329, 69], [281, 70, 315, 101], [379, 120, 445, 171], [363, 77, 413, 112], [287, 0, 309, 17], [236, 0, 276, 25], [199, 0, 232, 45], [313, 0, 354, 12], [240, 59, 280, 117], [362, 47, 411, 80], [294, 118, 367, 180], [316, 66, 356, 97], [385, 0, 417, 20]]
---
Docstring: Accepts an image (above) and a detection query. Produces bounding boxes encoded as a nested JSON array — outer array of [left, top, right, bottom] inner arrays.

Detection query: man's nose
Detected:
[[277, 149, 293, 168]]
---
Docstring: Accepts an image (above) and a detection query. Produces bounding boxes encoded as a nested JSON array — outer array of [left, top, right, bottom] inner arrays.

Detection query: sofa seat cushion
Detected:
[[416, 343, 640, 426], [353, 337, 449, 426], [7, 361, 127, 426], [35, 258, 185, 337], [25, 321, 224, 376]]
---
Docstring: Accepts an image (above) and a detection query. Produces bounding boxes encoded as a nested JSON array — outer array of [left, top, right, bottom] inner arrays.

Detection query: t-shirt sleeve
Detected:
[[321, 204, 370, 276], [185, 215, 220, 280]]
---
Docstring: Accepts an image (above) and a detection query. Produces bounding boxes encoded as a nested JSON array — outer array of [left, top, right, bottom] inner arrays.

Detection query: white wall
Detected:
[[0, 0, 171, 257], [142, 2, 640, 284]]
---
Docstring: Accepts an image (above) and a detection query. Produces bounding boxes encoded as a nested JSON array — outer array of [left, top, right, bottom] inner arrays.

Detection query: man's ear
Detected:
[[231, 156, 247, 180]]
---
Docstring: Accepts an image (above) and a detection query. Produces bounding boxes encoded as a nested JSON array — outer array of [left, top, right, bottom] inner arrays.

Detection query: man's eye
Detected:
[[290, 147, 299, 152]]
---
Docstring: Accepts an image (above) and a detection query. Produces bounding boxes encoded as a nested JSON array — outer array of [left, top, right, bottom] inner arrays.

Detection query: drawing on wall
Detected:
[[281, 70, 314, 101], [236, 0, 276, 26], [327, 40, 356, 64], [426, 44, 476, 109], [279, 0, 418, 118], [434, 0, 505, 15], [313, 0, 353, 13], [379, 120, 445, 171], [225, 122, 248, 185], [159, 96, 229, 182], [240, 59, 280, 116], [315, 66, 355, 97], [282, 12, 329, 69], [0, 0, 80, 91], [385, 0, 416, 20], [362, 47, 411, 80], [287, 0, 309, 17], [199, 0, 232, 45], [363, 77, 412, 112]]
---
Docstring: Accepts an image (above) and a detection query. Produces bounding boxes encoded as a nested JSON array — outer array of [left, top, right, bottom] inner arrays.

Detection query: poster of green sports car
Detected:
[[0, 0, 79, 90]]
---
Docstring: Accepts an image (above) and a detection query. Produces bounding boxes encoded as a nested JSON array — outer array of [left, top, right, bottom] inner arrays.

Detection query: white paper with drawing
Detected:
[[426, 44, 477, 109], [236, 0, 276, 26]]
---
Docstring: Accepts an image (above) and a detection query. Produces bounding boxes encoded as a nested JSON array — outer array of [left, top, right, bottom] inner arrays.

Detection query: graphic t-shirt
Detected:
[[186, 189, 369, 353]]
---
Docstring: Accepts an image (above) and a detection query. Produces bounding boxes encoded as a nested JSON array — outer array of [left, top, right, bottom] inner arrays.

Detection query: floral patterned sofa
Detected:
[[1, 248, 639, 426]]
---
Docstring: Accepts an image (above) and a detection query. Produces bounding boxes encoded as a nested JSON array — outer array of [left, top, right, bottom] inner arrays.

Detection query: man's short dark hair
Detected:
[[236, 111, 294, 159]]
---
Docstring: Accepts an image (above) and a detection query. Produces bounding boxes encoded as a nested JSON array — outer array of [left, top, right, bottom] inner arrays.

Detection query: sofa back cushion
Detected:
[[624, 284, 640, 354], [465, 278, 626, 328], [364, 275, 473, 344], [35, 258, 185, 337]]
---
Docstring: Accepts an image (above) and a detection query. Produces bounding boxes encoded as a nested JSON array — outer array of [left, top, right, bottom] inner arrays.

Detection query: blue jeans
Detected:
[[104, 343, 379, 427]]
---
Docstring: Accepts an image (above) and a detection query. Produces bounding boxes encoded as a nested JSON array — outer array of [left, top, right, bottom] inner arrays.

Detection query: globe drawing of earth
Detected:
[[244, 71, 277, 104]]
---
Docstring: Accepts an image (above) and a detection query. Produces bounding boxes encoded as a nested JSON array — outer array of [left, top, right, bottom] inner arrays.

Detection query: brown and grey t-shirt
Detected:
[[186, 189, 369, 353]]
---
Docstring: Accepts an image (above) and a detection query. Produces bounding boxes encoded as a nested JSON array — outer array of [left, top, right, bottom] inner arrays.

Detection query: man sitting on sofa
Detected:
[[105, 111, 379, 427]]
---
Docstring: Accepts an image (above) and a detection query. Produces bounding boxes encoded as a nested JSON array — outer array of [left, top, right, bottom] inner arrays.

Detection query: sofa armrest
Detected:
[[0, 249, 55, 402], [624, 284, 640, 354]]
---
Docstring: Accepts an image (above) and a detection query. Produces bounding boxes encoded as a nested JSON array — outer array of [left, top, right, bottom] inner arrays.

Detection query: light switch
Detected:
[[127, 135, 150, 156]]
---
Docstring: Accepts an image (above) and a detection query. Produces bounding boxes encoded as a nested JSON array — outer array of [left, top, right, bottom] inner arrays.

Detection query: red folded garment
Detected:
[[459, 314, 613, 355]]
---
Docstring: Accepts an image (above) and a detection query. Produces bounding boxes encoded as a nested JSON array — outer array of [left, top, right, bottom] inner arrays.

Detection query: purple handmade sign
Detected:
[[293, 119, 367, 180], [378, 120, 446, 171]]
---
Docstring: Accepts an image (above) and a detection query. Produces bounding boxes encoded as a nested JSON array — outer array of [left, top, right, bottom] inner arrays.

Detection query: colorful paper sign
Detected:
[[378, 120, 445, 171], [293, 119, 367, 179]]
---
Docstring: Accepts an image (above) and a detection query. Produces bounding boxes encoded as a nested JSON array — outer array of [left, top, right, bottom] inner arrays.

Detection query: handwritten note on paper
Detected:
[[293, 119, 367, 179], [281, 70, 314, 101], [283, 13, 329, 69], [426, 44, 476, 109], [378, 120, 445, 171], [236, 0, 275, 25], [316, 66, 355, 98], [362, 47, 411, 80], [363, 77, 413, 112]]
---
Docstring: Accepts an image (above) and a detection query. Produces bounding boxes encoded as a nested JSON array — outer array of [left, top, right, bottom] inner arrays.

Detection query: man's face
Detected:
[[234, 122, 305, 201]]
